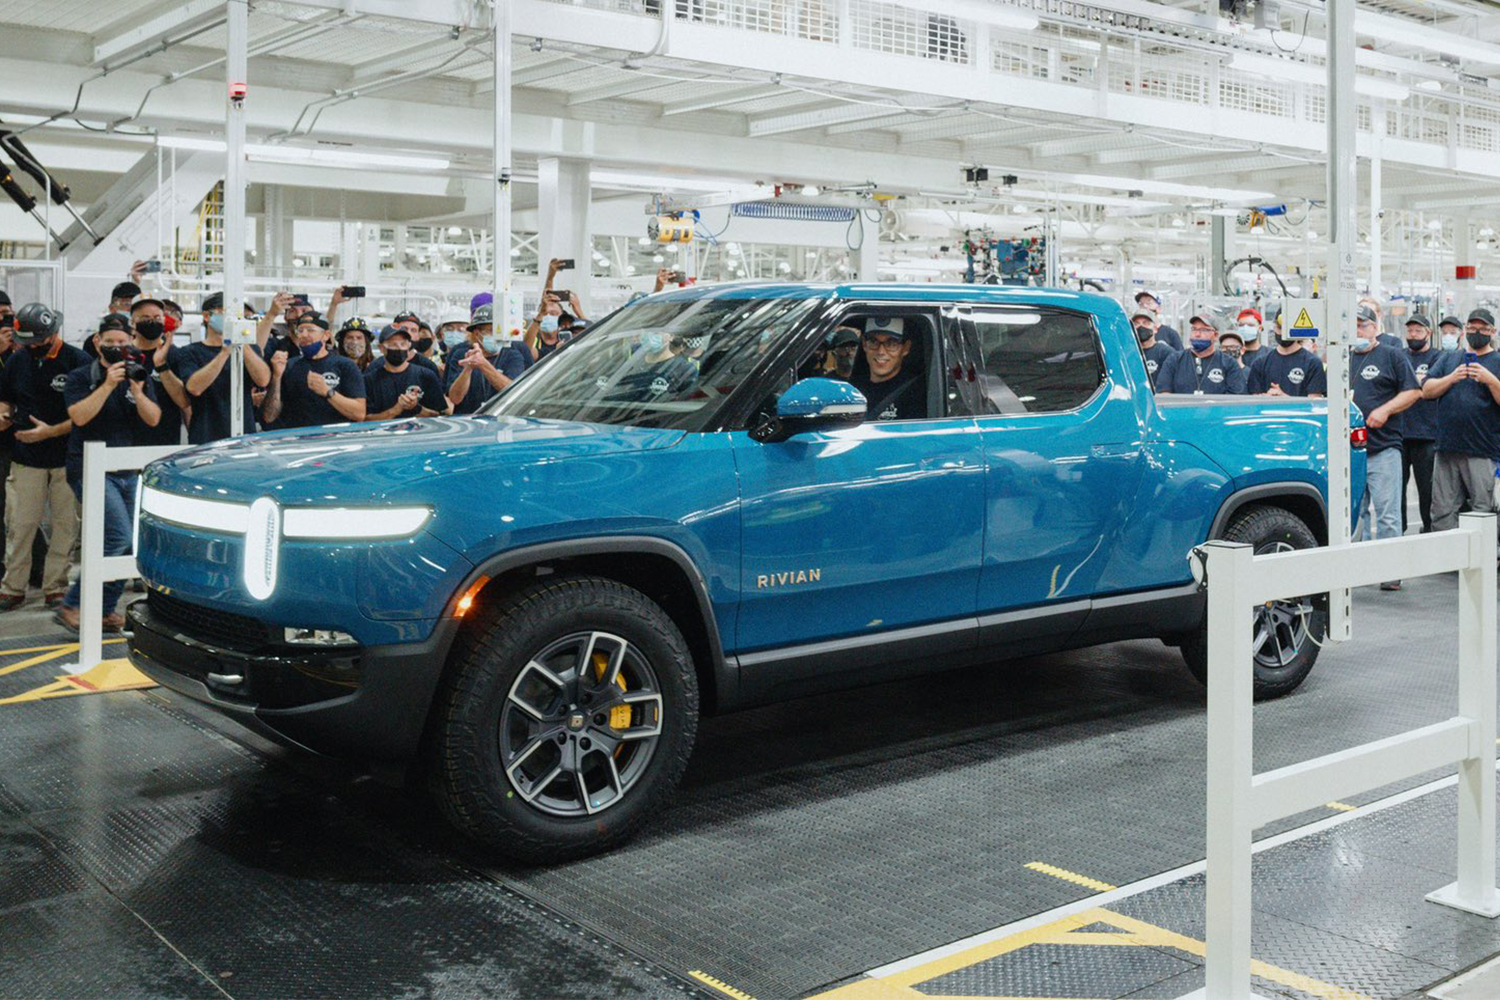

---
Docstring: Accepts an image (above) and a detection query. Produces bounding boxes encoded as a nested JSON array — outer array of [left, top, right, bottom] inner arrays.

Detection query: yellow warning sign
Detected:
[[1292, 307, 1316, 330]]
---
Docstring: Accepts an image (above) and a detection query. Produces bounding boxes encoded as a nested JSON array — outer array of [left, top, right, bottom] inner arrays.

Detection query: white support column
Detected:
[[224, 0, 247, 437], [1369, 101, 1385, 297], [857, 220, 879, 282], [494, 0, 511, 303], [1325, 0, 1355, 640], [360, 223, 379, 286], [1211, 216, 1232, 296], [1428, 512, 1500, 917], [1197, 540, 1264, 1000], [77, 442, 106, 674], [537, 157, 593, 311], [1455, 210, 1476, 320]]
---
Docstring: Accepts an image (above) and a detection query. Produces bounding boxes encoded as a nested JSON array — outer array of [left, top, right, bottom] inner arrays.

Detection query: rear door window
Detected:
[[958, 306, 1106, 415]]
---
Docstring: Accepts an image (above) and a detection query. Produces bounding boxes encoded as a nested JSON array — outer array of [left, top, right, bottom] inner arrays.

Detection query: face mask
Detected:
[[540, 315, 559, 334], [415, 336, 433, 354], [1237, 325, 1259, 343], [1277, 333, 1295, 347], [1223, 345, 1243, 360], [1352, 332, 1377, 352], [641, 332, 666, 353], [1442, 333, 1461, 351], [1406, 337, 1428, 351], [299, 341, 323, 360], [1133, 325, 1153, 343], [442, 331, 467, 349], [1467, 332, 1491, 350], [100, 345, 128, 365], [343, 340, 363, 358], [164, 314, 180, 334], [208, 312, 225, 335], [135, 319, 165, 341], [481, 336, 500, 354], [1189, 337, 1214, 353], [384, 347, 408, 367], [26, 338, 52, 352]]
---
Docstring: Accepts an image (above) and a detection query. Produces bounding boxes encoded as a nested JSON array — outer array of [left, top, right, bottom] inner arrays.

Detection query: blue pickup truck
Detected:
[[127, 283, 1364, 860]]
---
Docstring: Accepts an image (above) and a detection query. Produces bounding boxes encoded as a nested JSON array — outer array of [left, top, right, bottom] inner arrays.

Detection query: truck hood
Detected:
[[141, 416, 686, 503]]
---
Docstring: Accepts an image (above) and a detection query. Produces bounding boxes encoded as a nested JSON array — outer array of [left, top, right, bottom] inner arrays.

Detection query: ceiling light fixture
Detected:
[[158, 135, 451, 171]]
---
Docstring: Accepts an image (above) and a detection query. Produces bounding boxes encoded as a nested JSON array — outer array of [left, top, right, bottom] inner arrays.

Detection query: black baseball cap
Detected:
[[97, 314, 131, 334], [130, 298, 167, 313], [296, 311, 330, 330], [1405, 314, 1432, 330], [1357, 304, 1379, 324], [828, 326, 860, 347], [1469, 308, 1496, 328], [377, 324, 410, 343], [201, 292, 224, 313], [392, 311, 423, 327], [0, 290, 11, 307], [110, 281, 140, 302], [1440, 315, 1463, 330]]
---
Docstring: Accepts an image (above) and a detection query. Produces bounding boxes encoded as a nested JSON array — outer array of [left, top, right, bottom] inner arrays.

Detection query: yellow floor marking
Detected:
[[0, 637, 126, 677], [688, 970, 758, 1000], [1327, 801, 1358, 812], [1023, 861, 1117, 892], [811, 907, 1372, 1000], [0, 657, 155, 705]]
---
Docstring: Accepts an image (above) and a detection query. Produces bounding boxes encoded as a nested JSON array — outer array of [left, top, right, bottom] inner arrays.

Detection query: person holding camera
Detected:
[[256, 291, 312, 360], [53, 321, 162, 632], [364, 325, 447, 420], [261, 312, 366, 428], [1422, 308, 1500, 531], [128, 298, 189, 445], [446, 304, 527, 414], [0, 304, 89, 612], [179, 293, 270, 444]]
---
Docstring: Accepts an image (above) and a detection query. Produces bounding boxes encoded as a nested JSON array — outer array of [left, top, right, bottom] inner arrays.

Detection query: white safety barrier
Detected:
[[65, 441, 186, 672], [1186, 512, 1498, 999]]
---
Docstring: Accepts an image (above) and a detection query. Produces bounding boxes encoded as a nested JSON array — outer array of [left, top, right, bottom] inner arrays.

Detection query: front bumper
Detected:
[[126, 598, 457, 760]]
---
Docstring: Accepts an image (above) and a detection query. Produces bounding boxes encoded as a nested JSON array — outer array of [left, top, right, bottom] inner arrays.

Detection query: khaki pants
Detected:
[[1430, 451, 1498, 532], [3, 463, 77, 596]]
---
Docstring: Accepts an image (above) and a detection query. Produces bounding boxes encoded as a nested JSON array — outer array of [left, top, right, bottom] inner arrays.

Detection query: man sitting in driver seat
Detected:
[[849, 317, 926, 421]]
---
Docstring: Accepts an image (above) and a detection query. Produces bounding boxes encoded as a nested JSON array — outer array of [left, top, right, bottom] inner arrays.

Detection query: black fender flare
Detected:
[[441, 535, 733, 702], [1208, 482, 1328, 542]]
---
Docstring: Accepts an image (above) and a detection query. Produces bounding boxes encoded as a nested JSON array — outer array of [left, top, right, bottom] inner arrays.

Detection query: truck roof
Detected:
[[648, 281, 1123, 314]]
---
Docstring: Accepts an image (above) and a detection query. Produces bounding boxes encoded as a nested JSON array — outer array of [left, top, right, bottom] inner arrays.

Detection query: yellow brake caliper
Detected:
[[593, 652, 633, 732]]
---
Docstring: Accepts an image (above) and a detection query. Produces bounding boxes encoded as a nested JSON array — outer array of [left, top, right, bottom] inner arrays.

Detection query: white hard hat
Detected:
[[440, 306, 470, 328]]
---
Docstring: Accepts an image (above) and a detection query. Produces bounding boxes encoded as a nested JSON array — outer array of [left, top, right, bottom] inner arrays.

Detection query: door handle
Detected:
[[1089, 443, 1139, 459]]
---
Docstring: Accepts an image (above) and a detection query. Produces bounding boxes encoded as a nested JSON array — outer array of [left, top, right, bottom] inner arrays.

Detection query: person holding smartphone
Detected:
[[364, 325, 447, 420], [1422, 307, 1500, 531]]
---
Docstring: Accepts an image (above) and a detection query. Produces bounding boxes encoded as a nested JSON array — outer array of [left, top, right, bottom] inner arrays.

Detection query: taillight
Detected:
[[1350, 427, 1367, 450]]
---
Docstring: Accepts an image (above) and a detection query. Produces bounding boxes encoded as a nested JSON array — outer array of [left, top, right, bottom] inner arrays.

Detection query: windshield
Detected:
[[481, 294, 823, 429]]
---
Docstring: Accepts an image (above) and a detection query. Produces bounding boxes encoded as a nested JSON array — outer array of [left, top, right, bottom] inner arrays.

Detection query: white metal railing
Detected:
[[64, 441, 187, 673], [1188, 512, 1499, 999]]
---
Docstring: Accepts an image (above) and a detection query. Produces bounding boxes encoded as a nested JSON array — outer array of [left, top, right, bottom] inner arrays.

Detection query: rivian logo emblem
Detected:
[[756, 568, 822, 589]]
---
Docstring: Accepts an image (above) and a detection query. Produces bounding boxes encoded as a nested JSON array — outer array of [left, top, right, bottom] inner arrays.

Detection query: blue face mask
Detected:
[[641, 333, 666, 353], [1189, 337, 1214, 353], [299, 340, 323, 360], [480, 335, 500, 354], [208, 312, 224, 335], [1352, 331, 1377, 353], [540, 315, 559, 334], [442, 330, 467, 349], [1442, 333, 1461, 351]]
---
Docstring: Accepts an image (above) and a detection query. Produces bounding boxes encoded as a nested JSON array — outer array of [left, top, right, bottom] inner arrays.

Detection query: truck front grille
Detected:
[[145, 590, 270, 652]]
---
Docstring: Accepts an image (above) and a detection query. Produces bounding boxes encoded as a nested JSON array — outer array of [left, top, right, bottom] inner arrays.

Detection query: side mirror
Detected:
[[751, 377, 866, 443]]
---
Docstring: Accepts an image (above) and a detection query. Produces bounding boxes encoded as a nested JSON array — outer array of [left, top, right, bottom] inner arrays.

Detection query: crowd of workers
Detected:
[[0, 264, 1495, 630]]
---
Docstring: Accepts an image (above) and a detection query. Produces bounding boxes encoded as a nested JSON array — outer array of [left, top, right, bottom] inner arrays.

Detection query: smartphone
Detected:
[[1466, 351, 1478, 365], [555, 259, 576, 270], [667, 270, 686, 283], [342, 285, 366, 299], [550, 289, 570, 303], [142, 259, 163, 273]]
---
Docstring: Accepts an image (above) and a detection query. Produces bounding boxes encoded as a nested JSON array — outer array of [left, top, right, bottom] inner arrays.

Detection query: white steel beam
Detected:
[[272, 0, 484, 29], [508, 58, 578, 89], [225, 0, 248, 437], [496, 0, 511, 303], [566, 77, 667, 106], [1326, 0, 1356, 602], [659, 84, 786, 116], [351, 37, 464, 86], [93, 0, 226, 67], [1031, 131, 1142, 159], [1148, 154, 1288, 180], [750, 102, 948, 137]]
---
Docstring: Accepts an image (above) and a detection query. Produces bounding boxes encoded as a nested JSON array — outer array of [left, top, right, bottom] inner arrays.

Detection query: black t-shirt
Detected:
[[1140, 341, 1178, 390], [534, 332, 572, 362], [279, 353, 366, 428], [62, 364, 158, 479], [364, 363, 446, 418], [1245, 348, 1327, 397], [849, 369, 928, 421], [178, 341, 263, 444], [1428, 350, 1500, 459], [1155, 324, 1183, 351], [444, 346, 532, 414], [1404, 347, 1441, 442], [133, 342, 187, 447], [1350, 343, 1420, 454], [1158, 349, 1247, 395], [409, 352, 440, 376], [0, 341, 91, 468]]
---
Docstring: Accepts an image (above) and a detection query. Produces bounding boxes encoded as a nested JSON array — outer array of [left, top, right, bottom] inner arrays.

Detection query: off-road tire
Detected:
[[430, 575, 699, 863], [1181, 504, 1326, 700]]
